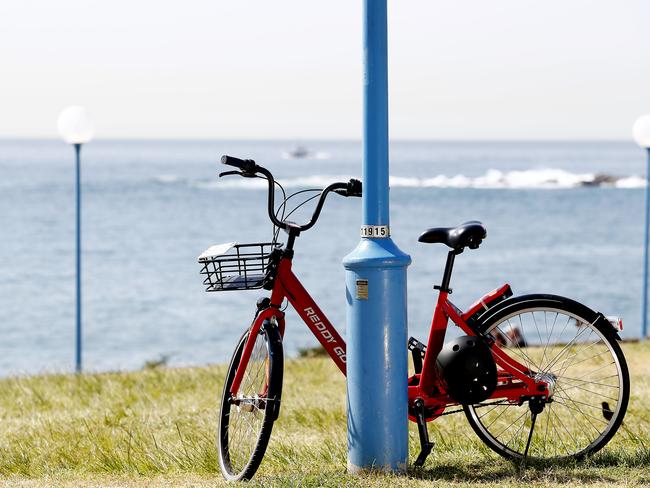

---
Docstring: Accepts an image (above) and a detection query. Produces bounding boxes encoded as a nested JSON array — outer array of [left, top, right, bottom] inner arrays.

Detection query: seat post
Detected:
[[438, 250, 459, 293]]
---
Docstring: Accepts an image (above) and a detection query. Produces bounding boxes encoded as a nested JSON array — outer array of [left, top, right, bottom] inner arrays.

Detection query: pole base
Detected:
[[347, 461, 408, 475], [343, 238, 411, 474]]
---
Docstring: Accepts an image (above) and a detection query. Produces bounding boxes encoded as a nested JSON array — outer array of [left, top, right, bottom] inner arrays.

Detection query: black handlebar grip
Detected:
[[348, 178, 362, 197], [220, 155, 257, 173]]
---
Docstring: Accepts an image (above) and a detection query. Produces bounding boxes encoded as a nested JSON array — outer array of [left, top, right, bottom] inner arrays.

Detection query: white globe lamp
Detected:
[[633, 115, 650, 149], [57, 106, 94, 145]]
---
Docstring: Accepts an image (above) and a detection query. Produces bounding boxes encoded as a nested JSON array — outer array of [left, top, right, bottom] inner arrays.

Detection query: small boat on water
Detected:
[[281, 145, 331, 160], [285, 145, 310, 159]]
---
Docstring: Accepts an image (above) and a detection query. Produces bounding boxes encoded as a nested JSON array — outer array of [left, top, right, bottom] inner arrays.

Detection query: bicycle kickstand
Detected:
[[413, 398, 434, 467]]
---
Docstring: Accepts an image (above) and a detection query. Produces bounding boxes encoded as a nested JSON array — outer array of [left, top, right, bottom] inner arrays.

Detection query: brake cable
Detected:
[[273, 189, 323, 243], [281, 193, 322, 223], [252, 174, 287, 244]]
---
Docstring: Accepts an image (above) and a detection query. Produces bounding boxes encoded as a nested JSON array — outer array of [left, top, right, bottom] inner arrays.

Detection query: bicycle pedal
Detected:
[[409, 338, 426, 374], [408, 337, 426, 355]]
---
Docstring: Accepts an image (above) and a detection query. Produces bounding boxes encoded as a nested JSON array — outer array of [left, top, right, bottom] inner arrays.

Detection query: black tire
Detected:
[[218, 319, 284, 481], [464, 294, 629, 461]]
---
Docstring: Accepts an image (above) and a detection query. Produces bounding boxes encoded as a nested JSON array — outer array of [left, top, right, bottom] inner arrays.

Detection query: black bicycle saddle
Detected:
[[418, 221, 487, 251]]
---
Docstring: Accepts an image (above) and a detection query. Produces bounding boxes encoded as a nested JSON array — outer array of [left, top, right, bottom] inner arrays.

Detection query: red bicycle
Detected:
[[200, 156, 630, 481]]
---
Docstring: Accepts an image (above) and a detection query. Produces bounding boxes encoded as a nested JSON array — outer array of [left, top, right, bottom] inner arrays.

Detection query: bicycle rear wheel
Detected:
[[464, 295, 629, 461], [218, 319, 284, 481]]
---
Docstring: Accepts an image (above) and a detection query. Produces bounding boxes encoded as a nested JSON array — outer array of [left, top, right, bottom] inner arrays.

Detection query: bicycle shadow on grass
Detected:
[[408, 448, 650, 484]]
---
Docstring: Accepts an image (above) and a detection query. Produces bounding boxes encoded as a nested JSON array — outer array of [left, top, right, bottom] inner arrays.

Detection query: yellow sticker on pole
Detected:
[[356, 279, 369, 300]]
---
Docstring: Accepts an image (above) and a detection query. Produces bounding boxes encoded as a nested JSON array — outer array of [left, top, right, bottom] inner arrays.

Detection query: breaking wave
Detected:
[[387, 169, 645, 189], [156, 169, 646, 190]]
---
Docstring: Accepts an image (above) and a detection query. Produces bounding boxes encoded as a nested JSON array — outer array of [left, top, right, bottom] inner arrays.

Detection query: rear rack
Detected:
[[198, 242, 279, 292]]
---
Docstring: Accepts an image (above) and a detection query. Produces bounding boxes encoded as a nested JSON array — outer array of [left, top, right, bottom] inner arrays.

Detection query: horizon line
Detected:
[[0, 136, 636, 144]]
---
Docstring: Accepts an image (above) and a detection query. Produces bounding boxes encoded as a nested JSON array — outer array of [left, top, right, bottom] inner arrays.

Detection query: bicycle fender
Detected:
[[263, 322, 284, 420], [472, 293, 622, 341], [593, 312, 623, 342]]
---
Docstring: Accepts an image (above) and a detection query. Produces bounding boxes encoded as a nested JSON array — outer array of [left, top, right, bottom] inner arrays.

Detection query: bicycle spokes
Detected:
[[223, 331, 271, 473], [471, 306, 627, 460]]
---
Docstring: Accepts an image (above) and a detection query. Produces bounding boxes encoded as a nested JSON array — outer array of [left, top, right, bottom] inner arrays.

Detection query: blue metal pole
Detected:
[[642, 148, 650, 339], [74, 143, 82, 373], [342, 0, 411, 473]]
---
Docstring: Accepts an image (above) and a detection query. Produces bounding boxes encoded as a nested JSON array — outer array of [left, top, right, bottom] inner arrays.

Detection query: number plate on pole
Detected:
[[360, 225, 390, 238]]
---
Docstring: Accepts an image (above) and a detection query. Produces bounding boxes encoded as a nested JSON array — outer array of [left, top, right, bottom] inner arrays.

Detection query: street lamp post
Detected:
[[342, 0, 411, 473], [57, 106, 94, 373], [633, 114, 650, 339]]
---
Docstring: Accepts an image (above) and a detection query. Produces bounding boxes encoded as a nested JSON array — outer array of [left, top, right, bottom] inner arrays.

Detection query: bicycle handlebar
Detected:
[[220, 155, 257, 174], [219, 154, 361, 233], [334, 178, 362, 198]]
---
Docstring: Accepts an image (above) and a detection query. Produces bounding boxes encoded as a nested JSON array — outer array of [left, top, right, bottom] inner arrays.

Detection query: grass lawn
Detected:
[[0, 341, 648, 487]]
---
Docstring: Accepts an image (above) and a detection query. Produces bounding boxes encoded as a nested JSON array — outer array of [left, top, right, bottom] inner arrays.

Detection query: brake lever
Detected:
[[219, 170, 260, 179]]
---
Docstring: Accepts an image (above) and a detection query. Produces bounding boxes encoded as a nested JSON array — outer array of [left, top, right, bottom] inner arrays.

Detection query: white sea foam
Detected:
[[615, 175, 646, 188], [159, 168, 646, 190], [313, 151, 332, 160], [154, 174, 183, 184], [194, 175, 354, 190]]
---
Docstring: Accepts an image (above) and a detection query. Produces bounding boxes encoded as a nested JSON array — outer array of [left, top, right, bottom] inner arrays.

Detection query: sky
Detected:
[[0, 0, 649, 140]]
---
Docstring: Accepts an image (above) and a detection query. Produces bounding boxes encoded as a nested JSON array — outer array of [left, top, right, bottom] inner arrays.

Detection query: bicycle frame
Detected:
[[410, 288, 547, 418], [230, 253, 549, 413], [230, 256, 346, 395]]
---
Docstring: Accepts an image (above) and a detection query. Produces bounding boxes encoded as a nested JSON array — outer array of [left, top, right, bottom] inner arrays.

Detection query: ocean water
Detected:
[[0, 139, 645, 376]]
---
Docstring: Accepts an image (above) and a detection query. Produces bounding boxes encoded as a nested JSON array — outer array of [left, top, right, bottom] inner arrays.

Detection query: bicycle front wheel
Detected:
[[464, 295, 629, 462], [218, 319, 284, 481]]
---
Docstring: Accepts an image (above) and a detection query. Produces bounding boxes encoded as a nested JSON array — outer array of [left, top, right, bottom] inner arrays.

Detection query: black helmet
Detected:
[[436, 335, 497, 404]]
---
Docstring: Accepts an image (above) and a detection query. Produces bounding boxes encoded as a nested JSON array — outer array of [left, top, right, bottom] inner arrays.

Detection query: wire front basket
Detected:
[[199, 242, 278, 292]]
